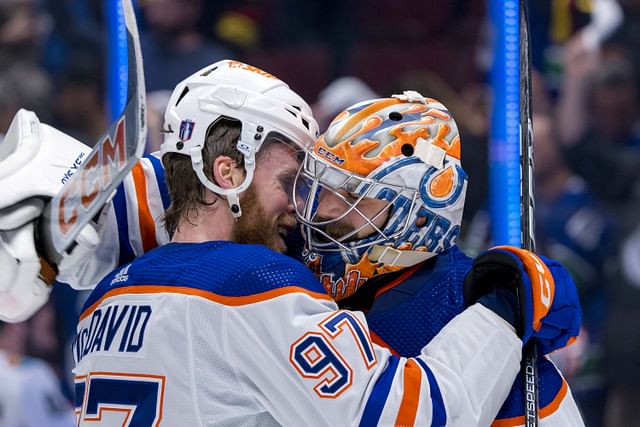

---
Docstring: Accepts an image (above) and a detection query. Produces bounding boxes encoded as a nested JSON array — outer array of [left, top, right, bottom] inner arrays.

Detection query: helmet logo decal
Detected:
[[430, 166, 455, 197], [317, 146, 345, 166], [179, 120, 195, 141], [420, 164, 466, 208], [227, 60, 278, 80]]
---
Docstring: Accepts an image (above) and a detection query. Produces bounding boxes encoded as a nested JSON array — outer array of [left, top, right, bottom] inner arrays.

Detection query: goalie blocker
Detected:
[[0, 110, 102, 322]]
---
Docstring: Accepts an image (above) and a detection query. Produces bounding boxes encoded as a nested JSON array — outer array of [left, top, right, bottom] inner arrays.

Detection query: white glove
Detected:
[[0, 199, 48, 322], [0, 109, 98, 322]]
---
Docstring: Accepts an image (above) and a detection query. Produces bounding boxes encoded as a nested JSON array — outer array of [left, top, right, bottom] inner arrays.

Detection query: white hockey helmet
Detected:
[[160, 59, 319, 218]]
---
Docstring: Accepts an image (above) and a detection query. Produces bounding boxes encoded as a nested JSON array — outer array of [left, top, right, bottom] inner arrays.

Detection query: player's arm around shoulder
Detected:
[[214, 248, 523, 426], [57, 152, 170, 290]]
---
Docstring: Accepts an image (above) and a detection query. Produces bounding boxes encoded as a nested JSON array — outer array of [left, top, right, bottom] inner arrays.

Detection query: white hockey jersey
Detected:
[[73, 241, 521, 426]]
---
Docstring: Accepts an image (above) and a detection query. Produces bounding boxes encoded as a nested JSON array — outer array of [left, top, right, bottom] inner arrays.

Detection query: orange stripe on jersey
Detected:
[[491, 379, 569, 427], [374, 263, 423, 299], [369, 329, 399, 357], [131, 162, 158, 252], [80, 285, 332, 321], [395, 359, 422, 427]]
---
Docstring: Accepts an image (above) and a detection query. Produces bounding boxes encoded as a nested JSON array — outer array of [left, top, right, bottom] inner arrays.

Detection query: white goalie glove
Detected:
[[0, 110, 103, 322]]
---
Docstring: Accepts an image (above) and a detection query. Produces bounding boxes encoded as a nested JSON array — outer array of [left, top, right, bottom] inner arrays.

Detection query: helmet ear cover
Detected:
[[295, 92, 467, 300], [160, 60, 319, 218]]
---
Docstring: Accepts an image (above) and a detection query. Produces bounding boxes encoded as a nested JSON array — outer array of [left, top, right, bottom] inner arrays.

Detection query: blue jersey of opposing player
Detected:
[[535, 176, 615, 345]]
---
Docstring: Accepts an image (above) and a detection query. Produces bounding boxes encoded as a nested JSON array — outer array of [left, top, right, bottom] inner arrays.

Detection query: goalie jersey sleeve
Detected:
[[358, 247, 584, 427], [57, 152, 170, 290], [73, 242, 522, 426]]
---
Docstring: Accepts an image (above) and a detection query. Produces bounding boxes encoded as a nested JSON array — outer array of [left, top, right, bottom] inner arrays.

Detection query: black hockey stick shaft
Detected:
[[519, 0, 539, 425]]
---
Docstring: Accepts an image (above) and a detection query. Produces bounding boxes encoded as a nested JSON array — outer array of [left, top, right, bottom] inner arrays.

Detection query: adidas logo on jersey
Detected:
[[110, 264, 131, 286]]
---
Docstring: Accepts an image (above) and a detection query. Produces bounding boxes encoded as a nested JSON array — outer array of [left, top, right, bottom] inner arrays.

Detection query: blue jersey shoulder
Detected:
[[83, 241, 325, 311], [366, 246, 472, 356], [112, 154, 169, 267]]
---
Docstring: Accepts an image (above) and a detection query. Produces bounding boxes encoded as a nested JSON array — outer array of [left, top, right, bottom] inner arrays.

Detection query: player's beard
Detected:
[[232, 185, 295, 253], [316, 220, 357, 243]]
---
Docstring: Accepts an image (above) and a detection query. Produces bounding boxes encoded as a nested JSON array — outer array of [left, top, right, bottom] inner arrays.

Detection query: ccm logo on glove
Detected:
[[494, 246, 554, 331]]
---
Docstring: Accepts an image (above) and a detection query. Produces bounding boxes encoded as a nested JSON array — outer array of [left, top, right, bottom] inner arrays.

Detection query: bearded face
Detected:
[[232, 143, 300, 253], [233, 184, 296, 253]]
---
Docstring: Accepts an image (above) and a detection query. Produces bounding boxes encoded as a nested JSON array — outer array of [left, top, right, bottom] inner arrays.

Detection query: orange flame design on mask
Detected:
[[430, 121, 461, 160], [315, 242, 430, 300], [326, 252, 404, 300], [316, 104, 461, 177]]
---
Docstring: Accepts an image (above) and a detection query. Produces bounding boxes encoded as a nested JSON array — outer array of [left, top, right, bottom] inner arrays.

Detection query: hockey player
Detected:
[[293, 93, 585, 426], [0, 60, 581, 425]]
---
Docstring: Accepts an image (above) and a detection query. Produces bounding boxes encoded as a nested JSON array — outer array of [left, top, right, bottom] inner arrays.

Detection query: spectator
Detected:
[[0, 0, 51, 68], [528, 0, 622, 94], [0, 306, 75, 427], [312, 76, 378, 131], [533, 112, 615, 427], [558, 35, 640, 218], [0, 63, 51, 135], [41, 0, 102, 75], [51, 50, 106, 144], [140, 0, 232, 91], [604, 220, 640, 426], [145, 90, 172, 154], [556, 28, 640, 425]]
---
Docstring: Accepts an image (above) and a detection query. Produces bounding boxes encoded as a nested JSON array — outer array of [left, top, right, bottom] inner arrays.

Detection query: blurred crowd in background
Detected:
[[0, 0, 639, 425]]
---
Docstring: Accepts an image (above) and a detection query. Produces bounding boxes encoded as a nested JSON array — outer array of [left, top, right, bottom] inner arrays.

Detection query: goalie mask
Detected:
[[161, 59, 319, 218], [294, 92, 467, 300]]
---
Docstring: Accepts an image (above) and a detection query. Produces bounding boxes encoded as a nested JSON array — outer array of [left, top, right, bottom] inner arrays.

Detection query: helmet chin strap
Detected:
[[189, 145, 256, 219], [368, 245, 437, 267]]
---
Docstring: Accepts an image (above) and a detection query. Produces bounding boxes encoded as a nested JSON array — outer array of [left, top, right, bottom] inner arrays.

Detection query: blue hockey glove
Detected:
[[463, 246, 582, 354]]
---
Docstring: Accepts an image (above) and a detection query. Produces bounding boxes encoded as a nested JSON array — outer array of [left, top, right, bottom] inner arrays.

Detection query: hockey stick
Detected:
[[519, 0, 539, 425], [38, 0, 146, 265]]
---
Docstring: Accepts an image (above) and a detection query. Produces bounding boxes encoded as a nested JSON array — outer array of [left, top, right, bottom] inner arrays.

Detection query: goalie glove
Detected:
[[464, 246, 582, 354], [0, 109, 101, 322]]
